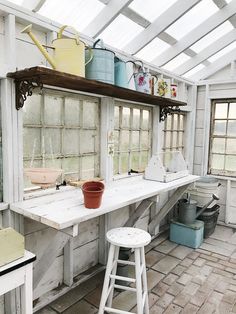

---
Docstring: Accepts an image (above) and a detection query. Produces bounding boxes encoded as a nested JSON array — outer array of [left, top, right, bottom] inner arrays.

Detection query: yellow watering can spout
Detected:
[[21, 24, 56, 69]]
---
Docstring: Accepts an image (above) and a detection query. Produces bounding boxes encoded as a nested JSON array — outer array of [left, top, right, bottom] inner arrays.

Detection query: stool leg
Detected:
[[98, 244, 115, 314], [107, 246, 120, 307], [135, 248, 143, 314], [141, 247, 149, 314]]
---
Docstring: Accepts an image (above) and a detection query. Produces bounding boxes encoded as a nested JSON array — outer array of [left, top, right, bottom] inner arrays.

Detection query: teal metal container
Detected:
[[85, 39, 115, 84], [170, 220, 204, 249], [114, 57, 128, 88]]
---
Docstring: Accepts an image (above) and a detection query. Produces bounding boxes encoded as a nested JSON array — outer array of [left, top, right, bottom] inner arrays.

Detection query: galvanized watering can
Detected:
[[178, 194, 219, 225], [85, 39, 115, 84], [114, 57, 128, 88], [21, 24, 93, 77]]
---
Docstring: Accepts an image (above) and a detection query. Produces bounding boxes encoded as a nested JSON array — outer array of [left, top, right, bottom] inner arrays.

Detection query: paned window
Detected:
[[113, 102, 152, 175], [23, 89, 100, 188], [163, 112, 185, 154], [209, 99, 236, 176]]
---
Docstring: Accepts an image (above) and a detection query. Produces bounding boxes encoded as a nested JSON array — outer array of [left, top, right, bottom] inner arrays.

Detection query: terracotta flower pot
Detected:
[[82, 181, 104, 209]]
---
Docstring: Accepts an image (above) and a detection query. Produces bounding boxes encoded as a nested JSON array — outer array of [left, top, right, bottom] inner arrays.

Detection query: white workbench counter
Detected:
[[10, 175, 199, 230]]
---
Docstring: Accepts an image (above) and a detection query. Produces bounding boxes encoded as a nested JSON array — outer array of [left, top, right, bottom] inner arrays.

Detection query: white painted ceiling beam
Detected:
[[124, 0, 201, 54], [152, 0, 236, 66], [213, 0, 236, 27], [191, 47, 236, 80], [22, 0, 45, 12], [83, 0, 133, 38], [174, 28, 236, 75]]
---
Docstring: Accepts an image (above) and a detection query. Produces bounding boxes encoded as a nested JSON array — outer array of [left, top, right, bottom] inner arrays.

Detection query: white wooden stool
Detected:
[[98, 227, 151, 314]]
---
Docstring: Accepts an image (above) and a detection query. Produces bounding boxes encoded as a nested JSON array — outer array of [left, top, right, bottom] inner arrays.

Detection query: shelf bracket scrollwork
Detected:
[[15, 78, 43, 110], [159, 106, 181, 122]]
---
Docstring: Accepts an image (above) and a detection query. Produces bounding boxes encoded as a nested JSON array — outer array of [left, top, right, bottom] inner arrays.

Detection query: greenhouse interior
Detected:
[[1, 0, 236, 313]]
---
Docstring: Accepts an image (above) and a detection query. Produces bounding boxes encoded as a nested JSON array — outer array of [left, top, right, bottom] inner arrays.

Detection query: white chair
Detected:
[[98, 227, 151, 314]]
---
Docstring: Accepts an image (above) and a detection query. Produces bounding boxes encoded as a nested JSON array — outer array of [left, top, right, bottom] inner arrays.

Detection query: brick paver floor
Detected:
[[36, 225, 236, 314]]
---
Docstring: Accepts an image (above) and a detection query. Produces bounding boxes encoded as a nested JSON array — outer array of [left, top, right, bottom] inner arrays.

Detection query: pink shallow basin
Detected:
[[24, 168, 63, 186]]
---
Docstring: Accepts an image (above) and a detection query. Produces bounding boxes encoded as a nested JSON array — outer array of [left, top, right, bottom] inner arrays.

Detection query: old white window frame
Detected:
[[162, 112, 186, 155], [209, 98, 236, 177], [23, 88, 100, 190], [113, 101, 153, 176]]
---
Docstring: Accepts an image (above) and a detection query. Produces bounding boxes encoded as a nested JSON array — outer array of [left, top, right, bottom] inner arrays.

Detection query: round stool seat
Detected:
[[106, 227, 151, 248]]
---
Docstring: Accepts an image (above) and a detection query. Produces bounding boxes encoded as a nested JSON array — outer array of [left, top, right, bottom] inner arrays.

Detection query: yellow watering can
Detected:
[[21, 24, 93, 77]]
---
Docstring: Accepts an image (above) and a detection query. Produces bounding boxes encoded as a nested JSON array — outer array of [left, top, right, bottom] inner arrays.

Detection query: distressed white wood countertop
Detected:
[[10, 175, 199, 230]]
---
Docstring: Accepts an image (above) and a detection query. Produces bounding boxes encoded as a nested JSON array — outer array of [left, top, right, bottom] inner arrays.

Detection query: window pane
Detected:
[[23, 94, 41, 125], [215, 103, 228, 119], [64, 130, 79, 155], [44, 129, 61, 155], [225, 155, 236, 171], [212, 154, 225, 169], [172, 131, 177, 147], [114, 130, 119, 150], [113, 153, 119, 175], [214, 120, 227, 135], [228, 120, 236, 136], [132, 131, 139, 149], [83, 100, 98, 128], [212, 138, 225, 154], [80, 130, 95, 153], [81, 155, 96, 179], [122, 107, 130, 128], [64, 98, 80, 126], [120, 130, 130, 150], [142, 110, 150, 129], [44, 94, 63, 125], [23, 128, 41, 158], [131, 152, 139, 170], [173, 114, 178, 129], [229, 103, 236, 119], [179, 115, 184, 130], [141, 151, 149, 170], [179, 132, 183, 147], [63, 157, 79, 174], [141, 131, 149, 149], [166, 115, 172, 130], [120, 153, 129, 173], [226, 139, 236, 154], [133, 109, 140, 129], [165, 131, 171, 148]]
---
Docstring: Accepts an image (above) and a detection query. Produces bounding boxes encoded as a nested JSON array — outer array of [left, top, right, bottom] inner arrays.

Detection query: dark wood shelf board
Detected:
[[7, 67, 187, 108]]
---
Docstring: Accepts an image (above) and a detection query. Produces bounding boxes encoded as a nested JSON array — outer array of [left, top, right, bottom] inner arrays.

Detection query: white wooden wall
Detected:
[[0, 7, 195, 310], [193, 63, 236, 223]]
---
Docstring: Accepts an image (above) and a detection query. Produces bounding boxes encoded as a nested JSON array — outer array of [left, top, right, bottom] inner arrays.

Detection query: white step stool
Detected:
[[98, 227, 151, 314]]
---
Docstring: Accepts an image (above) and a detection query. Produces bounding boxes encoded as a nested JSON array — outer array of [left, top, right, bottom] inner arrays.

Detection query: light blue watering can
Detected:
[[114, 57, 128, 88], [85, 39, 115, 84]]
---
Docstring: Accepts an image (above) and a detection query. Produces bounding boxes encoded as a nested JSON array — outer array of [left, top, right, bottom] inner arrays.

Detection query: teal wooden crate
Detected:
[[170, 220, 204, 249]]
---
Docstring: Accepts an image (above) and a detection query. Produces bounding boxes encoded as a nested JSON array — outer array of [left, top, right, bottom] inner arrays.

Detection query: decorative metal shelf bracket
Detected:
[[15, 77, 43, 110], [160, 106, 181, 122]]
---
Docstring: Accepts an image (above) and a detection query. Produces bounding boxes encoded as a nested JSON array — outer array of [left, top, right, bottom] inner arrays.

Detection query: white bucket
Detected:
[[188, 177, 220, 208]]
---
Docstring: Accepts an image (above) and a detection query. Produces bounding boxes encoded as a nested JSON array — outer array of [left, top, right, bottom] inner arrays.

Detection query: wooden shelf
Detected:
[[7, 66, 187, 110]]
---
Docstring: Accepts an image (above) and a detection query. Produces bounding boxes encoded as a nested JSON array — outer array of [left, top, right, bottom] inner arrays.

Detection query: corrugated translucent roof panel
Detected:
[[129, 0, 178, 22], [165, 0, 218, 40], [208, 41, 236, 62], [190, 21, 234, 53], [135, 38, 170, 62], [162, 53, 191, 72], [183, 64, 205, 78], [38, 0, 105, 32], [7, 0, 23, 5], [97, 14, 143, 50]]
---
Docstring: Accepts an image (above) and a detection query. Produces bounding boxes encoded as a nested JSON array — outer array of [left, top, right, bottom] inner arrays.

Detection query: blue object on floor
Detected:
[[170, 220, 204, 249]]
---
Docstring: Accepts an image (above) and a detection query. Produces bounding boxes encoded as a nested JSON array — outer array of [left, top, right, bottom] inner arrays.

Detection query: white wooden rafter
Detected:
[[124, 0, 201, 54], [191, 47, 236, 80], [174, 28, 236, 75], [83, 0, 133, 38], [22, 0, 46, 12], [152, 0, 236, 67], [98, 0, 210, 67], [213, 0, 236, 27]]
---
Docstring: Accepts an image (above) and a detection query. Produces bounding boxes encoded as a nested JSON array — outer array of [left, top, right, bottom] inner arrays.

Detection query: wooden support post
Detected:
[[99, 214, 110, 265], [148, 184, 191, 234], [63, 238, 74, 286], [33, 232, 70, 289], [124, 199, 154, 227]]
